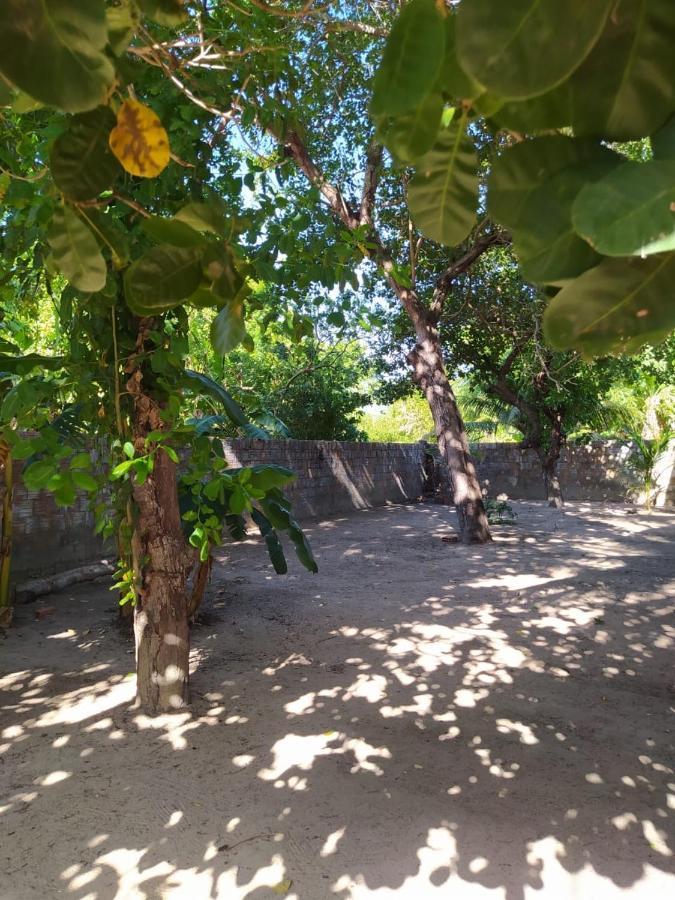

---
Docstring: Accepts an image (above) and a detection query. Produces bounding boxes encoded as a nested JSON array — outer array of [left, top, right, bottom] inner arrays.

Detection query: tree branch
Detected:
[[359, 142, 383, 227], [283, 129, 358, 228], [429, 232, 510, 322]]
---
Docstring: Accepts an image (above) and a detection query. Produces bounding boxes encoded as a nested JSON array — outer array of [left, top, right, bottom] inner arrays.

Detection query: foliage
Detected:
[[370, 0, 675, 357], [484, 498, 517, 525]]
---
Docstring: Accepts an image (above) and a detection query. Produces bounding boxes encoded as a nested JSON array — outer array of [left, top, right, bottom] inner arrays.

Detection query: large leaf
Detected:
[[109, 100, 170, 178], [183, 370, 250, 430], [489, 136, 606, 228], [81, 208, 131, 267], [174, 201, 230, 237], [138, 0, 188, 26], [50, 106, 122, 200], [437, 15, 483, 102], [259, 491, 318, 574], [47, 205, 106, 292], [141, 216, 206, 247], [106, 0, 139, 55], [570, 0, 675, 140], [489, 82, 573, 132], [456, 0, 613, 99], [124, 245, 203, 315], [251, 508, 288, 575], [573, 160, 675, 258], [0, 0, 114, 113], [375, 93, 443, 166], [652, 115, 675, 160], [543, 252, 675, 356], [489, 137, 622, 282], [407, 121, 478, 247], [210, 299, 247, 354], [370, 0, 445, 117], [203, 246, 245, 302]]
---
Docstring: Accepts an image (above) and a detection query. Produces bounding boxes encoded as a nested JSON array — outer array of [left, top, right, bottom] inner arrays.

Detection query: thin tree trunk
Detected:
[[0, 446, 13, 626], [131, 447, 191, 713], [542, 458, 564, 508], [409, 324, 491, 543], [539, 413, 564, 508], [187, 554, 213, 621], [126, 319, 191, 714]]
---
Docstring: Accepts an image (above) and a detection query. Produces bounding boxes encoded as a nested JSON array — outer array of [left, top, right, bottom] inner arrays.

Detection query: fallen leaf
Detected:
[[272, 880, 292, 895], [35, 606, 57, 620]]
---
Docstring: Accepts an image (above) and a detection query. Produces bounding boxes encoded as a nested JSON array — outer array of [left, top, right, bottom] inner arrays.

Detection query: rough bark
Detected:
[[187, 554, 213, 621], [408, 320, 492, 543], [126, 320, 191, 714]]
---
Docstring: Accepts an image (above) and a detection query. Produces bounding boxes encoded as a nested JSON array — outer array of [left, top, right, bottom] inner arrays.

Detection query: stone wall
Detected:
[[222, 439, 427, 519]]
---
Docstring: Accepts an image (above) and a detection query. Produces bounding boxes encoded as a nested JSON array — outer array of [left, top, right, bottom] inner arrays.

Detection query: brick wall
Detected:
[[4, 438, 672, 585], [222, 439, 427, 519]]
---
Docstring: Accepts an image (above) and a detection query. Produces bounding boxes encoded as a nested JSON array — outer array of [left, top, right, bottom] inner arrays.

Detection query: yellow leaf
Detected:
[[272, 880, 292, 895], [109, 99, 170, 178]]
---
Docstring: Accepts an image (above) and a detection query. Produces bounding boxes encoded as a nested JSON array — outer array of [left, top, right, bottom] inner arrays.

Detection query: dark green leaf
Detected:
[[183, 370, 251, 430], [573, 160, 675, 257], [375, 93, 443, 166], [652, 115, 675, 160], [0, 0, 115, 113], [210, 299, 247, 354], [437, 15, 482, 101], [370, 0, 445, 117], [23, 459, 57, 490], [124, 245, 203, 315], [456, 0, 613, 99], [48, 205, 107, 292], [141, 216, 206, 247], [543, 252, 675, 356], [570, 0, 675, 140], [407, 120, 479, 247], [251, 508, 288, 574], [50, 106, 122, 200], [71, 470, 98, 491], [138, 0, 188, 26], [106, 0, 139, 55]]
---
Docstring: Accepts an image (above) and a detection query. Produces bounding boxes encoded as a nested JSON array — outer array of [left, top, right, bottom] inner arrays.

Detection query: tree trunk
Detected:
[[132, 445, 191, 713], [126, 320, 191, 714], [539, 412, 564, 508], [409, 323, 492, 543], [0, 446, 13, 627]]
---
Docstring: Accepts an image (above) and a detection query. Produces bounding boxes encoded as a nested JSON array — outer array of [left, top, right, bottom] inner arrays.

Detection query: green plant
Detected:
[[484, 498, 518, 525], [623, 428, 675, 509]]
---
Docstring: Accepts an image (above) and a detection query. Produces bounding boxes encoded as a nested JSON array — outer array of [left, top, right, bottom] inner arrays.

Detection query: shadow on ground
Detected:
[[1, 501, 674, 899]]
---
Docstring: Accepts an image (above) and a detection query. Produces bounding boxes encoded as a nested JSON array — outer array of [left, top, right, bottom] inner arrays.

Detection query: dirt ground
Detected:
[[1, 500, 674, 900]]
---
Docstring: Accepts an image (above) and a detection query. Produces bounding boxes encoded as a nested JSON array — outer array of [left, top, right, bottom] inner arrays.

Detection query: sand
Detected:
[[1, 501, 674, 899]]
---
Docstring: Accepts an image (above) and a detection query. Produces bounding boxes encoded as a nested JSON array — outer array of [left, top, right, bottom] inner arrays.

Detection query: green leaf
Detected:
[[163, 445, 179, 463], [48, 205, 107, 292], [50, 106, 122, 200], [123, 441, 135, 459], [187, 285, 223, 310], [370, 0, 445, 118], [111, 459, 135, 478], [437, 15, 482, 101], [210, 299, 247, 354], [652, 115, 675, 160], [456, 0, 613, 99], [0, 0, 115, 113], [71, 470, 97, 491], [407, 120, 479, 247], [251, 508, 288, 575], [124, 245, 203, 315], [570, 0, 675, 140], [543, 252, 675, 356], [203, 247, 245, 302], [375, 93, 443, 166], [182, 370, 257, 433], [141, 216, 206, 247], [259, 493, 318, 574], [69, 451, 91, 470], [174, 201, 229, 237], [106, 0, 139, 55], [137, 0, 188, 26], [81, 209, 131, 267], [573, 160, 675, 258], [23, 459, 57, 490], [247, 464, 296, 492], [488, 82, 573, 132]]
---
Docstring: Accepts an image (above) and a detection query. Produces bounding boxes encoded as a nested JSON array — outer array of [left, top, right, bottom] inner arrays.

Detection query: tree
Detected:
[[0, 1, 317, 713]]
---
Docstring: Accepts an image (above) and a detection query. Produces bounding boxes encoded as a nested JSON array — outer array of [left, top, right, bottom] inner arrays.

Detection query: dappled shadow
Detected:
[[1, 502, 674, 898]]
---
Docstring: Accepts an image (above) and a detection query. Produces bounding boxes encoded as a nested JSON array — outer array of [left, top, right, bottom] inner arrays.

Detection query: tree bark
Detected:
[[131, 447, 191, 713], [126, 320, 191, 714], [539, 412, 564, 508], [409, 321, 492, 543]]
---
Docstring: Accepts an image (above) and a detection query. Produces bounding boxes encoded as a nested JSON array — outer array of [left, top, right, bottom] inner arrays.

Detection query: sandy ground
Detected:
[[1, 500, 674, 900]]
